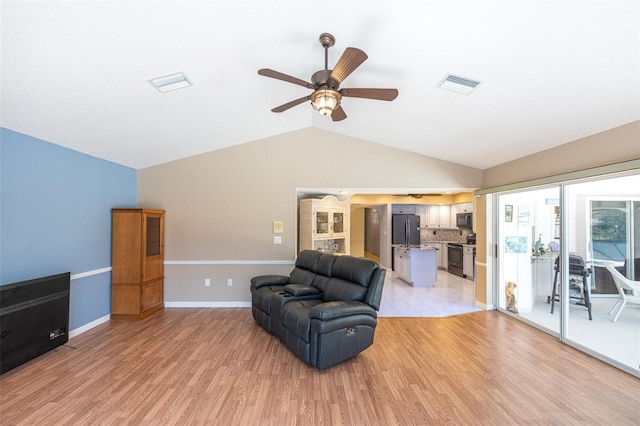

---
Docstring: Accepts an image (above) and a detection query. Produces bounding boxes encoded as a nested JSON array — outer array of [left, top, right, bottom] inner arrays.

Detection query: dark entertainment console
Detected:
[[0, 272, 70, 374]]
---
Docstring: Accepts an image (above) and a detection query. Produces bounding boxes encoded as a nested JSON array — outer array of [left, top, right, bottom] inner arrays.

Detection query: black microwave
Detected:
[[456, 212, 473, 228]]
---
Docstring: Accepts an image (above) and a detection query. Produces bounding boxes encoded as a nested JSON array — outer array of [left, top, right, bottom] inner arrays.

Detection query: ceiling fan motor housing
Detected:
[[311, 70, 339, 90]]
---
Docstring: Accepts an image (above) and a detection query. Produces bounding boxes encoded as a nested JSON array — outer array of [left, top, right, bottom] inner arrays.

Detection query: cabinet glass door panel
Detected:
[[332, 211, 344, 234], [316, 211, 329, 234], [146, 216, 161, 257]]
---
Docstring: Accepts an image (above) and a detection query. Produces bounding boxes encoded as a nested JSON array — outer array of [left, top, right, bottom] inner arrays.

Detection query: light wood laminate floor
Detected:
[[1, 308, 638, 425]]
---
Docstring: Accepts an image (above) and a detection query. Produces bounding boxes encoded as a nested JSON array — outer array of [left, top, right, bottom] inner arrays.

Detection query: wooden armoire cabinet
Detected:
[[111, 208, 165, 320]]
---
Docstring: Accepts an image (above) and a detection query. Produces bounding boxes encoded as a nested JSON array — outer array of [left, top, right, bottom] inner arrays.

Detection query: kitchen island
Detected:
[[393, 245, 438, 287]]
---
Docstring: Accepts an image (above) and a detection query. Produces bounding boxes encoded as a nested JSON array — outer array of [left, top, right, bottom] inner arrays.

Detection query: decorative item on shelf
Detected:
[[534, 234, 545, 255], [549, 240, 559, 252]]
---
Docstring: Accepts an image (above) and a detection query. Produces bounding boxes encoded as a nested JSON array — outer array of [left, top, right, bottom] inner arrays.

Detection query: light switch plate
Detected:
[[273, 236, 282, 244], [273, 221, 283, 233]]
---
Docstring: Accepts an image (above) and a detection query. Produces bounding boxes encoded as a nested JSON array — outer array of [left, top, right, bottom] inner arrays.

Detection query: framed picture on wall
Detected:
[[505, 236, 528, 254], [505, 205, 513, 222], [518, 205, 531, 223]]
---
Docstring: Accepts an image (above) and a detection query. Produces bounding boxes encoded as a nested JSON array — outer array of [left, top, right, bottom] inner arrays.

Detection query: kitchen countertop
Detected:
[[393, 244, 439, 250]]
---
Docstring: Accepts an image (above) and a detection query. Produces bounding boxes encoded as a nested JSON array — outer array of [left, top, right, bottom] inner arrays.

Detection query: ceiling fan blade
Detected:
[[258, 69, 314, 89], [331, 105, 347, 122], [329, 47, 368, 85], [340, 88, 399, 101], [271, 95, 311, 113]]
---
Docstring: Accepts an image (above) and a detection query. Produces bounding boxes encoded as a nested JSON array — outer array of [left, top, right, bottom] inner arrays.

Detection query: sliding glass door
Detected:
[[564, 175, 639, 373], [495, 172, 640, 376], [496, 186, 561, 335]]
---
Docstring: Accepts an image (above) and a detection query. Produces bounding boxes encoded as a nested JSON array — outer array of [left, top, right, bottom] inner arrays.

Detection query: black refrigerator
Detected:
[[392, 214, 421, 270], [392, 214, 421, 245]]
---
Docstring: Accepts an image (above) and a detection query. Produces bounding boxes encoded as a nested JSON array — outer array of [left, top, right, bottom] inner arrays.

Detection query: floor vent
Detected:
[[438, 74, 481, 95]]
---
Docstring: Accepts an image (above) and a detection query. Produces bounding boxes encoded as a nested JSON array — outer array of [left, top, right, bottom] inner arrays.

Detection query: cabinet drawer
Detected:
[[142, 278, 163, 310]]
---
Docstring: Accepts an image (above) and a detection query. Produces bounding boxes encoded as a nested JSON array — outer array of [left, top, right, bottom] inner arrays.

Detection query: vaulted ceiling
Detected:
[[1, 1, 638, 170]]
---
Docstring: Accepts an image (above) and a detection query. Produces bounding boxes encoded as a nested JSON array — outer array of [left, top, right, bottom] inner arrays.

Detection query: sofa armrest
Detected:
[[309, 301, 377, 321], [251, 275, 289, 289], [284, 284, 321, 297]]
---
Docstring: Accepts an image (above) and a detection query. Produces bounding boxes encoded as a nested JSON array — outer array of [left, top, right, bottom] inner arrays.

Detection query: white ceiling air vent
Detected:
[[438, 74, 481, 95], [148, 72, 192, 93]]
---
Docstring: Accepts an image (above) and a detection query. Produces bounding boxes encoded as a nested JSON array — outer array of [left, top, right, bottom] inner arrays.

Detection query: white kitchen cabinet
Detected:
[[395, 246, 437, 286], [415, 205, 427, 228], [463, 245, 475, 279], [395, 248, 410, 282], [438, 243, 448, 269], [438, 205, 451, 227], [299, 195, 349, 254], [458, 202, 473, 213], [391, 204, 416, 214], [427, 205, 451, 228], [427, 205, 439, 227]]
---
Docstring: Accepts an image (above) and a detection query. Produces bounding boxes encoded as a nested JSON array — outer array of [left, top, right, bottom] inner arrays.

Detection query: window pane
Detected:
[[591, 200, 627, 262]]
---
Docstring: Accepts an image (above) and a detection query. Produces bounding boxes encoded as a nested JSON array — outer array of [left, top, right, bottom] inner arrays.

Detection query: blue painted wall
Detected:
[[1, 128, 137, 330]]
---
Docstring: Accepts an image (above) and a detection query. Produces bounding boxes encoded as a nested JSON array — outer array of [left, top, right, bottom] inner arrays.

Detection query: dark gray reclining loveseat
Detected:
[[250, 250, 386, 369]]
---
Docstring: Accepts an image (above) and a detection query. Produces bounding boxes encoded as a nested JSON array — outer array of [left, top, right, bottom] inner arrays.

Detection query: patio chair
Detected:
[[604, 263, 640, 322]]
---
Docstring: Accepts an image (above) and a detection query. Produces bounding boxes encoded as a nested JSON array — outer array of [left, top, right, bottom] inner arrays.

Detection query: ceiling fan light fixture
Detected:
[[311, 89, 342, 116]]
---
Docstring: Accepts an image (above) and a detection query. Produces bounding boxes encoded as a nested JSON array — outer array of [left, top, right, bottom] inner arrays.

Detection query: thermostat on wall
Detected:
[[273, 221, 283, 233]]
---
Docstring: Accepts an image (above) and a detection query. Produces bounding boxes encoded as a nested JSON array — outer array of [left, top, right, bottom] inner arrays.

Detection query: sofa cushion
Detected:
[[331, 256, 378, 287], [252, 285, 286, 314], [309, 301, 377, 320], [284, 284, 321, 297], [281, 299, 324, 341], [295, 250, 323, 271], [288, 268, 318, 286], [316, 253, 337, 276], [323, 277, 368, 303]]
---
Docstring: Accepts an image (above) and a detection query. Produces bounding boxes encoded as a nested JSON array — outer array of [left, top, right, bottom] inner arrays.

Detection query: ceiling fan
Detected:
[[393, 194, 443, 199], [258, 33, 398, 121]]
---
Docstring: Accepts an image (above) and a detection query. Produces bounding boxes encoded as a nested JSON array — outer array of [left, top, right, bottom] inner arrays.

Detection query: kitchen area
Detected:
[[388, 201, 476, 286], [299, 193, 477, 288]]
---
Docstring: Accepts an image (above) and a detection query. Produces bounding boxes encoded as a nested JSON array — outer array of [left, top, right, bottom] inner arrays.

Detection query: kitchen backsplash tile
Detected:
[[421, 228, 469, 243]]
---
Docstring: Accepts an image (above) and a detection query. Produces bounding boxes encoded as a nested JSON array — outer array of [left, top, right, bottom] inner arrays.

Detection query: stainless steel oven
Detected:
[[448, 243, 464, 277]]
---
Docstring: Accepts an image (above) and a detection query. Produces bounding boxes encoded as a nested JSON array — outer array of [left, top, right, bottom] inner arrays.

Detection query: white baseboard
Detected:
[[475, 301, 496, 310], [164, 301, 251, 308], [69, 314, 111, 338], [68, 302, 251, 339]]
